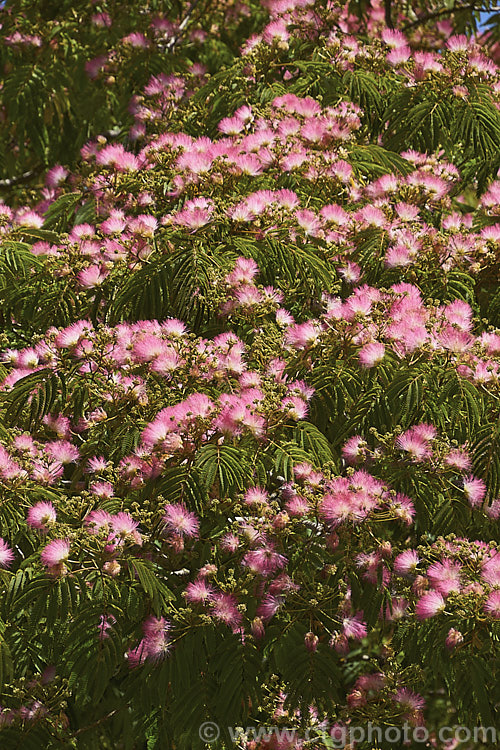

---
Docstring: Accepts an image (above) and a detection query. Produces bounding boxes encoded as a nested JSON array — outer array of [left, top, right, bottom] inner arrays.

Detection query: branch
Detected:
[[402, 3, 480, 31], [165, 0, 203, 51], [0, 167, 43, 189], [384, 0, 394, 29], [72, 709, 118, 737]]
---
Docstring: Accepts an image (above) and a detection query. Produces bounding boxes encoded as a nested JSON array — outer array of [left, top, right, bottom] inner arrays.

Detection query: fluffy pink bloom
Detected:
[[481, 553, 500, 587], [359, 342, 385, 368], [342, 612, 367, 640], [445, 628, 463, 649], [462, 475, 486, 507], [396, 430, 432, 462], [40, 539, 70, 568], [85, 509, 113, 533], [45, 440, 79, 464], [415, 591, 445, 620], [257, 593, 283, 622], [444, 449, 472, 471], [163, 503, 199, 538], [484, 591, 500, 619], [111, 512, 141, 543], [243, 487, 269, 506], [394, 550, 419, 576], [242, 546, 288, 577], [0, 539, 14, 568], [211, 593, 242, 628], [342, 436, 367, 464], [27, 501, 57, 532], [427, 560, 462, 596], [392, 688, 426, 712], [142, 616, 171, 662], [184, 578, 215, 604]]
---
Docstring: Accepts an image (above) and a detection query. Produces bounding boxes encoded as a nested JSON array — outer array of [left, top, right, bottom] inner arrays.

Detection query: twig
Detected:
[[402, 3, 479, 31], [72, 709, 118, 736], [0, 166, 43, 188], [384, 0, 394, 29], [165, 0, 204, 52]]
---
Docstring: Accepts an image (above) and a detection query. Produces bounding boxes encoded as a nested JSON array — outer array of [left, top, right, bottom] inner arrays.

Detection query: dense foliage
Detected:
[[1, 1, 500, 748]]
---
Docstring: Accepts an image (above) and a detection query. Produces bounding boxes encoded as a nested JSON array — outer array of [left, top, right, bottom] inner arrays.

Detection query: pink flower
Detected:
[[257, 594, 283, 622], [184, 579, 215, 604], [482, 553, 500, 586], [342, 436, 366, 464], [45, 440, 79, 464], [415, 591, 445, 620], [40, 539, 70, 568], [0, 539, 14, 568], [211, 593, 242, 628], [242, 546, 288, 577], [111, 512, 141, 543], [462, 475, 486, 507], [396, 430, 432, 461], [445, 628, 463, 649], [27, 501, 57, 532], [427, 560, 462, 596], [394, 550, 420, 576], [163, 503, 199, 538], [484, 591, 500, 619], [392, 688, 426, 712], [244, 487, 269, 506], [342, 612, 367, 640], [359, 342, 385, 368]]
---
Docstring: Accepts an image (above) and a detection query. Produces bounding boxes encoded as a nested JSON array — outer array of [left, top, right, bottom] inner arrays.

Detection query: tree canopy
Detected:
[[0, 1, 500, 748]]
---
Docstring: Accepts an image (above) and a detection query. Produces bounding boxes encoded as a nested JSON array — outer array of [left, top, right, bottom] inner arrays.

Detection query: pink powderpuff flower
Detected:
[[381, 28, 408, 48], [385, 597, 408, 621], [211, 592, 242, 628], [27, 501, 57, 532], [359, 342, 385, 368], [396, 431, 432, 462], [45, 165, 68, 188], [342, 612, 367, 640], [78, 265, 109, 289], [184, 578, 215, 604], [285, 321, 320, 349], [243, 487, 269, 506], [427, 560, 462, 596], [90, 481, 114, 498], [85, 509, 113, 533], [394, 550, 419, 576], [462, 475, 486, 507], [280, 395, 308, 421], [45, 440, 79, 464], [444, 448, 472, 471], [415, 591, 445, 620], [481, 553, 500, 587], [163, 503, 199, 538], [257, 593, 283, 622], [486, 498, 500, 519], [242, 546, 288, 577], [98, 614, 116, 640], [445, 628, 463, 649], [484, 591, 500, 619], [342, 436, 367, 465], [0, 539, 14, 568], [111, 512, 141, 543], [392, 688, 426, 712], [41, 539, 70, 568], [55, 320, 92, 349], [126, 640, 148, 668], [219, 533, 240, 553]]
